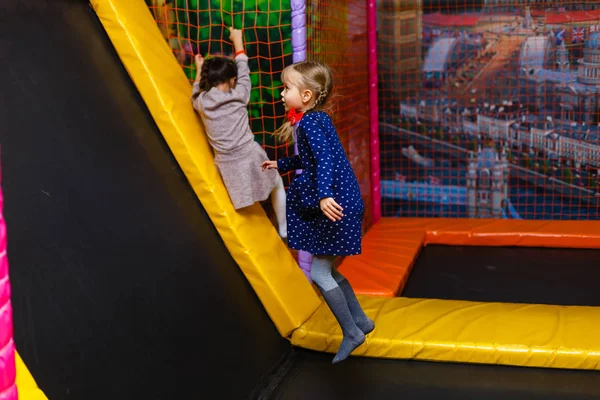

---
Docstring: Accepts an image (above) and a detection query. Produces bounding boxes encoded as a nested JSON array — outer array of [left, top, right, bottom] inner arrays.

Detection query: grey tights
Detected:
[[311, 255, 375, 363], [310, 255, 344, 291]]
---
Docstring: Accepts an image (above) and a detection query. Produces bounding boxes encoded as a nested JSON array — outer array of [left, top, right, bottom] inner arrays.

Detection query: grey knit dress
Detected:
[[192, 53, 280, 210]]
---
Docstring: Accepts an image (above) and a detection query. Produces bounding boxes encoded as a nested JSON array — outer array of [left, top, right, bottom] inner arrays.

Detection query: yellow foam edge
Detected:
[[89, 0, 320, 337], [293, 296, 600, 369], [16, 351, 47, 400]]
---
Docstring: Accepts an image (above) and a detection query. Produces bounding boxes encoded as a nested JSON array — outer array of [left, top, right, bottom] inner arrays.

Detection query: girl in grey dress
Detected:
[[191, 28, 287, 240]]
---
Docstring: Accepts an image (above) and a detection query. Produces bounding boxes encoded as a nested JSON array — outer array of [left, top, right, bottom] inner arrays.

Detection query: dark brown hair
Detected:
[[192, 56, 237, 99]]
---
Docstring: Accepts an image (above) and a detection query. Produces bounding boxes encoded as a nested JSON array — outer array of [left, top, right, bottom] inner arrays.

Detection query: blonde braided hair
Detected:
[[274, 61, 334, 143]]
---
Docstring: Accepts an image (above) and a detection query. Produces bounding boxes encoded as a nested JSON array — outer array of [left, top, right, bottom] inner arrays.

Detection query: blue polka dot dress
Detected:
[[277, 111, 365, 256]]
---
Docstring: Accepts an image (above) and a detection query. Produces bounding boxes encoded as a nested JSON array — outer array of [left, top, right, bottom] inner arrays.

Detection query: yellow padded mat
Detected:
[[292, 296, 600, 369]]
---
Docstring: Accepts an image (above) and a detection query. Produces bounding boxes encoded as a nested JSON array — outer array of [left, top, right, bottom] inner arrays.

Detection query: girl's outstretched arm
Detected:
[[191, 54, 204, 108], [194, 54, 204, 84], [229, 27, 251, 104]]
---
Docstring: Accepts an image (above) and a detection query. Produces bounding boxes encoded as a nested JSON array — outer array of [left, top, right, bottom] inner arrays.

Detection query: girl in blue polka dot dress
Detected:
[[261, 61, 374, 364]]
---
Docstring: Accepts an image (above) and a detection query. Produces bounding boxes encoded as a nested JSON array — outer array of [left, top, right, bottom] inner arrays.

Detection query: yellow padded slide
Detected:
[[292, 296, 600, 370], [89, 0, 320, 336]]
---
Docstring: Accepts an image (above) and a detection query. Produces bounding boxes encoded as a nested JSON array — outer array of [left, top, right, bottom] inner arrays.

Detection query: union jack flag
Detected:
[[572, 26, 585, 43], [553, 29, 565, 45]]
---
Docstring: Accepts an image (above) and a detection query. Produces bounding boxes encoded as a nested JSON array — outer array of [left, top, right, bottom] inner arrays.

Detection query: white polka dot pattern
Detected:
[[277, 111, 364, 256]]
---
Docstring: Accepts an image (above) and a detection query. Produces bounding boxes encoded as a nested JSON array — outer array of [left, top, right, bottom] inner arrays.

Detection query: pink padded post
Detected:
[[367, 0, 381, 223], [0, 178, 18, 399]]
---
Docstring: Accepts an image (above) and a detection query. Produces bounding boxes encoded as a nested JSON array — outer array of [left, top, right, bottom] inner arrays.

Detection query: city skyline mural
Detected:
[[378, 0, 600, 220]]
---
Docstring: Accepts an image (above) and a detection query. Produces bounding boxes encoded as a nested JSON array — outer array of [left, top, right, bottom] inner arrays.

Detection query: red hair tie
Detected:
[[287, 109, 304, 125]]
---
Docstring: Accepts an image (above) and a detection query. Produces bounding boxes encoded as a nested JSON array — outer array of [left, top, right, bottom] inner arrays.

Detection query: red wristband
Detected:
[[235, 50, 246, 57]]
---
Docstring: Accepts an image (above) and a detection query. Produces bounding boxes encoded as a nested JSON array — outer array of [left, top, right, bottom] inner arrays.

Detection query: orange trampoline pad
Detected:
[[339, 218, 600, 297]]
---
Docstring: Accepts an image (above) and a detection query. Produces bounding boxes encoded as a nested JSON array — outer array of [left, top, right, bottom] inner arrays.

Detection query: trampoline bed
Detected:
[[403, 245, 600, 306]]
